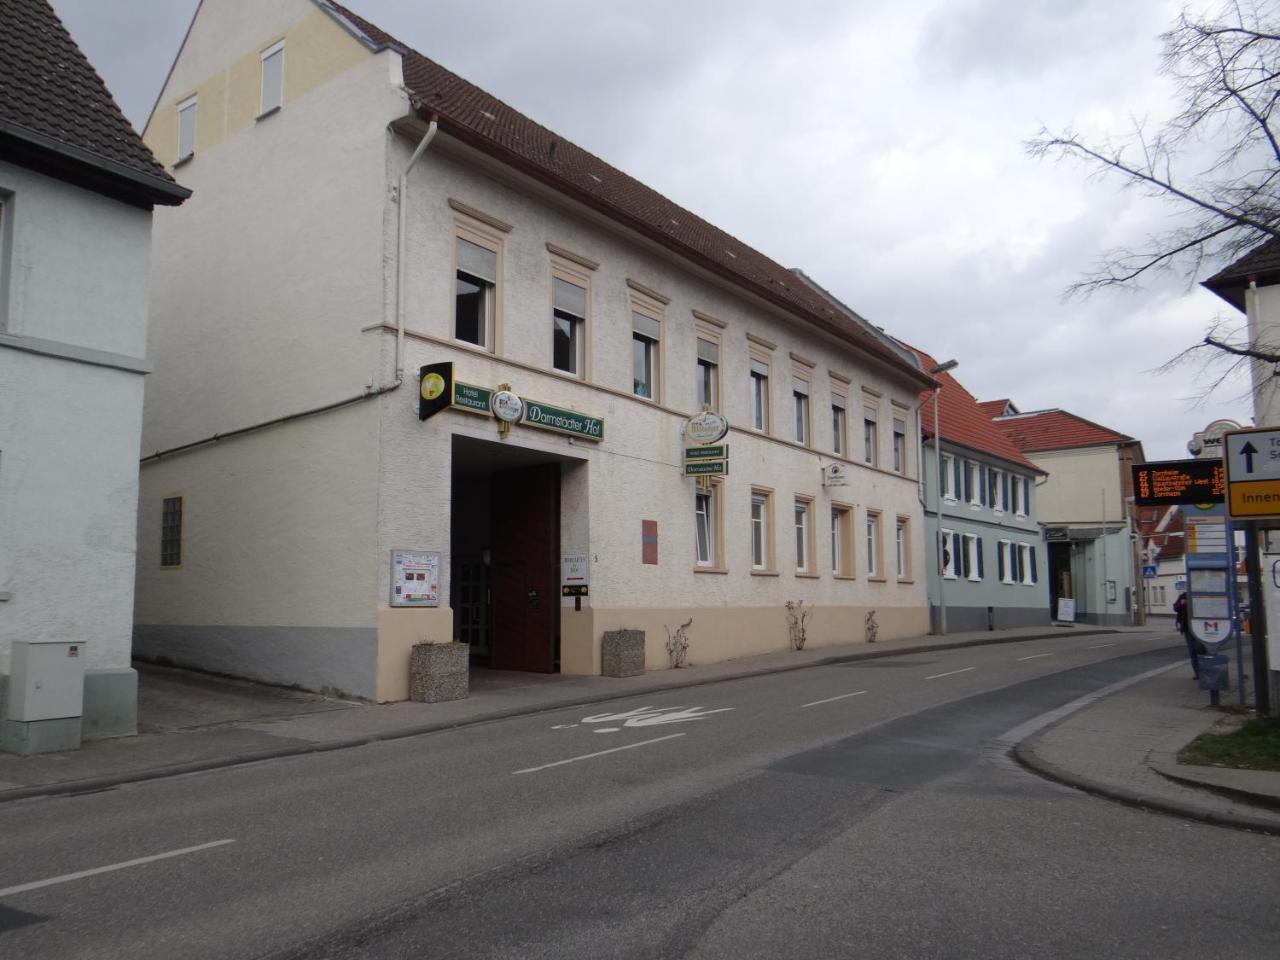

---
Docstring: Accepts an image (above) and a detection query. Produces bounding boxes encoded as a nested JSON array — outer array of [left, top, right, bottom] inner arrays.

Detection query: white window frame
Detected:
[[865, 510, 882, 579], [260, 40, 285, 116], [964, 533, 982, 582], [967, 461, 981, 507], [1019, 543, 1037, 585], [941, 527, 958, 579], [941, 454, 956, 501], [831, 391, 847, 457], [551, 267, 588, 378], [832, 503, 854, 577], [998, 540, 1013, 584], [892, 413, 908, 475], [750, 489, 774, 571], [750, 356, 770, 433], [177, 95, 197, 161], [863, 406, 879, 467], [896, 517, 909, 580], [1016, 477, 1030, 518], [696, 334, 720, 412], [795, 498, 814, 572], [793, 375, 811, 446], [696, 488, 713, 567]]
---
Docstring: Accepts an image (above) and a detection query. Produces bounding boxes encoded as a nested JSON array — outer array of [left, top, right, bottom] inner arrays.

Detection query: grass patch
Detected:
[[1179, 719, 1280, 772]]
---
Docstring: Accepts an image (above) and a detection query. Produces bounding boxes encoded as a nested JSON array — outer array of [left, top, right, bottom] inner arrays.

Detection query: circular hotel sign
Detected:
[[420, 372, 447, 402], [491, 390, 524, 423], [686, 410, 729, 444]]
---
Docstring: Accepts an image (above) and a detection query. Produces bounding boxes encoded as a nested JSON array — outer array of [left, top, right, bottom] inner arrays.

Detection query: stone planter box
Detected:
[[409, 642, 469, 703], [601, 629, 644, 678]]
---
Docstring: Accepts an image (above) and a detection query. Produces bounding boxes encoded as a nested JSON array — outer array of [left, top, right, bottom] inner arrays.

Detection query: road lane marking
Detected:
[[924, 667, 975, 680], [513, 733, 686, 775], [1087, 642, 1117, 649], [0, 839, 235, 899], [802, 690, 868, 708], [1016, 653, 1053, 661]]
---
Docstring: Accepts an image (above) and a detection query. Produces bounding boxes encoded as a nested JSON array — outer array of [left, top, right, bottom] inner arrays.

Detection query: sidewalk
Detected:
[[1015, 666, 1280, 834], [7, 620, 1261, 823]]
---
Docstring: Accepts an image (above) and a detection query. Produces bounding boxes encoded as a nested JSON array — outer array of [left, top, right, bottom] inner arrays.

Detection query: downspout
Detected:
[[394, 112, 439, 384]]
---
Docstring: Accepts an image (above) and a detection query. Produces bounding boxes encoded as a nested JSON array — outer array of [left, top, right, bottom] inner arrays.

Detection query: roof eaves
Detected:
[[314, 0, 401, 53]]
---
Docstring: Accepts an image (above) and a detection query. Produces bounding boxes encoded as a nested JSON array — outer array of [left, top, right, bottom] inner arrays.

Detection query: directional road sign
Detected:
[[1224, 427, 1280, 518]]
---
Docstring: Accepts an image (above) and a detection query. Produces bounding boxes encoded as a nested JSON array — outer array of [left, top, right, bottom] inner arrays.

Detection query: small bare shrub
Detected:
[[665, 617, 693, 668], [785, 600, 811, 651]]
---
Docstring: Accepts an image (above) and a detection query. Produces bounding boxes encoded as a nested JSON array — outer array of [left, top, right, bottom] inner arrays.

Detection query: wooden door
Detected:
[[490, 464, 560, 672]]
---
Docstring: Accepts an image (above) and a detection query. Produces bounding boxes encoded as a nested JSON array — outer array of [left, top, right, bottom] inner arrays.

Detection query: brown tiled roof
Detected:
[[1134, 505, 1185, 562], [900, 343, 1042, 474], [324, 1, 931, 387], [1202, 236, 1280, 311], [977, 399, 1010, 417], [995, 408, 1133, 453], [0, 0, 187, 207]]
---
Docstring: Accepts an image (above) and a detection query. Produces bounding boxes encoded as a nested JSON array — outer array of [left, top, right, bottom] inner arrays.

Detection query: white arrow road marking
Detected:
[[924, 667, 975, 680], [0, 839, 236, 899], [802, 690, 868, 708], [1016, 653, 1053, 661], [578, 705, 734, 730], [513, 734, 686, 775]]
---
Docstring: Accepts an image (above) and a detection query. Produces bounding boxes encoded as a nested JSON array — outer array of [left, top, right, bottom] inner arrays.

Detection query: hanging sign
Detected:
[[452, 382, 493, 415], [419, 362, 454, 421], [491, 390, 524, 423], [686, 410, 729, 445]]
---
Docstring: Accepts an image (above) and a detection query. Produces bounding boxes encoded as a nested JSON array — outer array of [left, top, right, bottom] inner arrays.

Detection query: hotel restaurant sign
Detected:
[[419, 363, 603, 442]]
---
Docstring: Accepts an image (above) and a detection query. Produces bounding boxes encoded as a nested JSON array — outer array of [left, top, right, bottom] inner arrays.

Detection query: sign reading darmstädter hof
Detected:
[[522, 399, 604, 441]]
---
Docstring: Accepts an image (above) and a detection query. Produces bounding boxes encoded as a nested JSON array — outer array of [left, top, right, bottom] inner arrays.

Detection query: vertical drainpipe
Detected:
[[394, 112, 439, 385]]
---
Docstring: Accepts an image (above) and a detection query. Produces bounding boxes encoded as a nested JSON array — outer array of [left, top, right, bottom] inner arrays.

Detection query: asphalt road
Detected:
[[2, 631, 1278, 959]]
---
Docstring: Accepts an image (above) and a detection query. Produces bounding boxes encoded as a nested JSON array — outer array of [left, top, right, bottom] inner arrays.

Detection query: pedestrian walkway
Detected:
[[1015, 666, 1280, 833], [7, 620, 1272, 832]]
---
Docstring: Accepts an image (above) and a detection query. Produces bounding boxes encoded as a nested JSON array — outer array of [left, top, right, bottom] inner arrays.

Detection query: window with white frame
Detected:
[[632, 311, 660, 399], [964, 533, 983, 581], [941, 528, 958, 578], [456, 235, 497, 348], [865, 511, 882, 578], [986, 467, 998, 508], [941, 454, 956, 500], [896, 517, 909, 579], [552, 276, 586, 376], [1017, 477, 1030, 516], [1019, 543, 1038, 584], [832, 391, 847, 456], [177, 95, 197, 161], [832, 505, 853, 576], [893, 417, 907, 474], [998, 540, 1012, 583], [967, 461, 981, 506], [793, 376, 810, 445], [863, 406, 878, 466], [750, 358, 770, 432], [696, 336, 719, 411], [751, 490, 773, 570], [260, 41, 284, 115], [795, 499, 814, 571]]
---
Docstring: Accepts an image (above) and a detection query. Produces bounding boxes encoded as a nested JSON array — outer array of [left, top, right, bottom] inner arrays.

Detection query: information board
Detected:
[[391, 550, 440, 607], [1132, 459, 1224, 506]]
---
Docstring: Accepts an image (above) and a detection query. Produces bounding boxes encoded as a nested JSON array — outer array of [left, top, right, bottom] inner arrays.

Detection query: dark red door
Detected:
[[490, 464, 560, 672]]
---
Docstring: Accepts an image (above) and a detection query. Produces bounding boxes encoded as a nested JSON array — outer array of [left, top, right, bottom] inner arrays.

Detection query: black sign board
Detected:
[[419, 362, 454, 421], [1132, 459, 1225, 506]]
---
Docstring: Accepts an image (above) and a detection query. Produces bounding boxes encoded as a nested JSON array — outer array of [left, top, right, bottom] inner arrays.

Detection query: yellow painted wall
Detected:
[[144, 7, 372, 169], [376, 606, 456, 702]]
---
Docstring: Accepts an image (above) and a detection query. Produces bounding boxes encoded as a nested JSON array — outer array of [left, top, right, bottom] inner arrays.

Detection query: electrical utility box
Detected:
[[7, 640, 87, 722]]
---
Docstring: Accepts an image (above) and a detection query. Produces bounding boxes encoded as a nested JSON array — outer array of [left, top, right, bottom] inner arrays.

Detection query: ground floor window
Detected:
[[896, 516, 910, 580], [161, 496, 183, 568], [865, 510, 882, 578], [694, 482, 723, 569], [751, 489, 774, 571]]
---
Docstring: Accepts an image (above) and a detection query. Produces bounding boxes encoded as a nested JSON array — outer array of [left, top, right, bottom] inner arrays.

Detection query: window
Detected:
[[863, 407, 878, 466], [632, 315, 659, 398], [1016, 477, 1030, 516], [750, 490, 773, 570], [552, 276, 586, 376], [696, 337, 719, 410], [964, 534, 984, 581], [695, 489, 714, 567], [177, 95, 197, 161], [893, 417, 907, 474], [795, 499, 814, 572], [998, 472, 1009, 513], [793, 376, 810, 445], [750, 358, 770, 432], [832, 391, 847, 456], [455, 236, 496, 348], [966, 461, 981, 506], [896, 517, 909, 579], [832, 505, 854, 576], [941, 454, 956, 500], [260, 41, 284, 115], [1019, 544, 1038, 585], [0, 193, 11, 330], [161, 496, 183, 568], [998, 540, 1012, 583], [941, 528, 958, 579], [865, 510, 882, 578]]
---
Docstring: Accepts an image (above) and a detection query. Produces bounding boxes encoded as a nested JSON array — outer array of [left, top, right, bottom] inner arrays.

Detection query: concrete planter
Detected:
[[601, 629, 645, 678], [409, 642, 469, 703]]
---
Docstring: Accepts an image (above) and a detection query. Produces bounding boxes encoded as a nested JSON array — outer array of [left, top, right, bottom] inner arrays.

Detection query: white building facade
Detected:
[[134, 0, 933, 701]]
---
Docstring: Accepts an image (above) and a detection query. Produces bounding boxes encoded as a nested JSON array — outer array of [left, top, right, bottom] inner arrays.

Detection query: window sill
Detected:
[[794, 571, 820, 579], [751, 568, 780, 577], [868, 575, 887, 583], [694, 565, 728, 575], [897, 577, 914, 584], [256, 105, 281, 122], [174, 152, 195, 168], [833, 573, 857, 581], [451, 337, 496, 356]]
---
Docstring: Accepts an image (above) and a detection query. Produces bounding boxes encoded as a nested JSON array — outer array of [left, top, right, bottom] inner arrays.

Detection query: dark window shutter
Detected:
[[979, 468, 987, 505], [1001, 473, 1010, 508], [977, 537, 984, 579], [998, 544, 1006, 581], [963, 463, 972, 502], [961, 536, 970, 578], [1030, 546, 1038, 583]]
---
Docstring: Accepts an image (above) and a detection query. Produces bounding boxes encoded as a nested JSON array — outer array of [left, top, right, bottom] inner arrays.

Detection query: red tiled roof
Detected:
[[900, 343, 1042, 474], [1134, 505, 1185, 562], [324, 1, 932, 387], [977, 399, 1009, 417], [995, 408, 1133, 453], [0, 0, 187, 206]]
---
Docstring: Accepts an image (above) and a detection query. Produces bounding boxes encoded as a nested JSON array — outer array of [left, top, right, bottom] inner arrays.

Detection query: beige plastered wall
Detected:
[[1028, 446, 1124, 524]]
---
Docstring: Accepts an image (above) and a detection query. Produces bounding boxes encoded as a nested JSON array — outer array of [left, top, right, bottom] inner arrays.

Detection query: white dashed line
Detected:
[[802, 690, 868, 708], [0, 839, 235, 899], [1087, 642, 1117, 649], [1016, 653, 1053, 661], [513, 733, 686, 775], [924, 667, 975, 681]]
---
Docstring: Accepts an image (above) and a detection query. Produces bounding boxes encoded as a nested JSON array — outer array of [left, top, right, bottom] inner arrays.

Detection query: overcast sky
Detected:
[[50, 0, 1258, 460]]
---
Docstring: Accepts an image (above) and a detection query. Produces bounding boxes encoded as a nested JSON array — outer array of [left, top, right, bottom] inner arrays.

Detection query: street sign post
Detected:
[[1224, 427, 1280, 518]]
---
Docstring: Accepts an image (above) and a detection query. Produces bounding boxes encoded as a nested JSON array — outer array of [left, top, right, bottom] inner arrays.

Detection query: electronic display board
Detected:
[[1132, 459, 1224, 506]]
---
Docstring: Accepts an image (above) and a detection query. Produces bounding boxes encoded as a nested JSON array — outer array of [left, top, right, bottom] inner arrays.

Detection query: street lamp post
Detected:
[[931, 360, 958, 634]]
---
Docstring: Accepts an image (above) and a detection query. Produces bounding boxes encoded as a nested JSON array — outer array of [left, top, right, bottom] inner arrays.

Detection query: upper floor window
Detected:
[[552, 276, 586, 376], [863, 406, 878, 466], [966, 461, 981, 506], [697, 336, 719, 411], [832, 391, 847, 456], [177, 95, 197, 161], [260, 41, 284, 115], [632, 312, 660, 399], [750, 358, 770, 432], [941, 453, 956, 500], [893, 417, 907, 474], [793, 376, 810, 445], [456, 236, 497, 349]]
